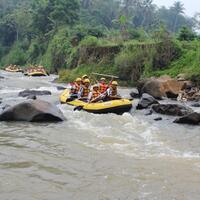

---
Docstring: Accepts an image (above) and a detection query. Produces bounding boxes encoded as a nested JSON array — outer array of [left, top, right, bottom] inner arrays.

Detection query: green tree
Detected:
[[171, 1, 185, 32], [178, 26, 196, 41]]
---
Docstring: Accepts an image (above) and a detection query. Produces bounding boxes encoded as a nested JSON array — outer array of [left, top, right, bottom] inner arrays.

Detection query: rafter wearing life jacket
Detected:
[[105, 81, 121, 100], [78, 79, 91, 99], [89, 85, 101, 102], [99, 77, 108, 94], [74, 78, 82, 94]]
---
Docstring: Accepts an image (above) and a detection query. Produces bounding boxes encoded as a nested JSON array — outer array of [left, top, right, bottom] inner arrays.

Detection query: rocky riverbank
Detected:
[[130, 75, 200, 125]]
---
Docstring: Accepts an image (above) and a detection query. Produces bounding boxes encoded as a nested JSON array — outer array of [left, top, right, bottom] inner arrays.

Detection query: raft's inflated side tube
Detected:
[[83, 99, 132, 115], [27, 71, 48, 77], [60, 89, 70, 104]]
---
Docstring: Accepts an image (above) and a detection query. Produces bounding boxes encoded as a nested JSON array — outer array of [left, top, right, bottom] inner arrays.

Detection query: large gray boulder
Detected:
[[18, 90, 51, 97], [152, 104, 192, 116], [0, 100, 65, 122], [174, 112, 200, 125], [136, 93, 159, 110]]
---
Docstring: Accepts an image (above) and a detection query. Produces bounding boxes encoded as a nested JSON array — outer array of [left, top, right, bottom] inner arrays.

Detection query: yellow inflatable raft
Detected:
[[26, 71, 48, 77], [60, 89, 132, 114]]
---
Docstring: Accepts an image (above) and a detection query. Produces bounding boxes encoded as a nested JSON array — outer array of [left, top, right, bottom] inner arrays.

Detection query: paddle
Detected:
[[91, 72, 119, 79], [74, 105, 84, 111]]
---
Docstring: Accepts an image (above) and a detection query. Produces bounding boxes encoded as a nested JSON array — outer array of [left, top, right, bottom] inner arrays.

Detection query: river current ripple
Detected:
[[0, 70, 200, 200]]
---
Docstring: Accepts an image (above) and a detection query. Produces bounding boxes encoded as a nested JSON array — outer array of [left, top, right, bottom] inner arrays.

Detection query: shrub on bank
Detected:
[[80, 36, 99, 47], [2, 43, 27, 65], [149, 40, 200, 84]]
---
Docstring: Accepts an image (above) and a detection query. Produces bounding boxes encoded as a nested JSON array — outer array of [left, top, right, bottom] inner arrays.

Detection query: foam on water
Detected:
[[59, 104, 200, 160], [36, 86, 61, 94], [0, 87, 23, 94]]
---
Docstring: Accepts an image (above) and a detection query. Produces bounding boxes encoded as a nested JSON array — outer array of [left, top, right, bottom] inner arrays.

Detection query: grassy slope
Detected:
[[150, 40, 200, 78]]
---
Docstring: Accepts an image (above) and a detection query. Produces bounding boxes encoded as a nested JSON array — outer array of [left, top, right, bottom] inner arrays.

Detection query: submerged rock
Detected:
[[154, 117, 162, 121], [0, 100, 65, 122], [174, 112, 200, 125], [27, 95, 37, 100], [136, 93, 159, 110], [19, 89, 51, 97], [130, 89, 140, 98], [191, 103, 200, 108], [56, 86, 67, 91], [152, 104, 192, 116], [0, 76, 5, 79]]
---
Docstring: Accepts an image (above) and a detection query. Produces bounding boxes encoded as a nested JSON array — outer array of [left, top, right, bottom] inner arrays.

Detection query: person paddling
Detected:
[[105, 81, 121, 101], [88, 84, 102, 103], [68, 85, 78, 100], [78, 79, 91, 102], [74, 78, 82, 94]]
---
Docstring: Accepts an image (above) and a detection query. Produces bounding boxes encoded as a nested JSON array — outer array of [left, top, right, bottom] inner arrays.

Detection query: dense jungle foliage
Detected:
[[0, 0, 200, 84]]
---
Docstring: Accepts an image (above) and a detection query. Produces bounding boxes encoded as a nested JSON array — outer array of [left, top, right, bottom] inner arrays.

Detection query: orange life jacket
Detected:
[[81, 87, 90, 98], [99, 83, 108, 93], [91, 90, 101, 100]]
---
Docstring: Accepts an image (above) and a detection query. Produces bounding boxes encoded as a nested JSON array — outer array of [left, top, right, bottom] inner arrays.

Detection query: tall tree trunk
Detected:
[[173, 14, 178, 32]]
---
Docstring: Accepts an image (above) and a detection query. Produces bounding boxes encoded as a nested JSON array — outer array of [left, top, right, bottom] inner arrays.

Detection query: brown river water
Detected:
[[0, 70, 200, 200]]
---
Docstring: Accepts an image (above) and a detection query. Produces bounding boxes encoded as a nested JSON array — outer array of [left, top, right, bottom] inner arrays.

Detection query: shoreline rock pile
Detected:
[[131, 76, 200, 125]]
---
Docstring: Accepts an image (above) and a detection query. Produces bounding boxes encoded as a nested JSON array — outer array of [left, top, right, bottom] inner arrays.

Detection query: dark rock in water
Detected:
[[165, 91, 178, 99], [0, 100, 65, 122], [56, 86, 66, 91], [27, 95, 37, 100], [136, 93, 159, 110], [130, 89, 140, 98], [0, 76, 4, 79], [191, 103, 200, 108], [154, 117, 162, 121], [140, 80, 164, 99], [174, 112, 200, 125], [152, 104, 192, 116], [19, 90, 51, 97]]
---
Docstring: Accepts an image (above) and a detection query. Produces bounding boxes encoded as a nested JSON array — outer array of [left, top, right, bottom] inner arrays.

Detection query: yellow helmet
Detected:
[[84, 79, 90, 83], [75, 78, 82, 82], [100, 77, 106, 81], [82, 74, 88, 79], [112, 81, 118, 86]]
